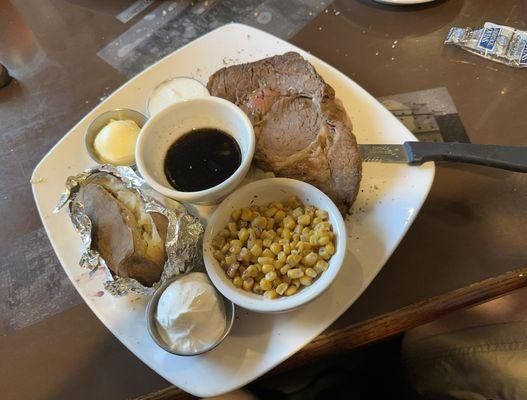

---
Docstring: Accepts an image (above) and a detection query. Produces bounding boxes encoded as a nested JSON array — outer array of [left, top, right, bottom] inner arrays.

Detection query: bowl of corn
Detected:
[[203, 178, 346, 313]]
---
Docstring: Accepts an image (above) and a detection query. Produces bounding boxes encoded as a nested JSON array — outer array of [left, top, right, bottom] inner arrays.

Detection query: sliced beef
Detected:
[[207, 51, 361, 212]]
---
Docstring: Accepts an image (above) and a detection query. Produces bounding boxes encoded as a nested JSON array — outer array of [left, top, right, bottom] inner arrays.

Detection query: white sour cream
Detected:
[[147, 77, 210, 116], [155, 272, 226, 354]]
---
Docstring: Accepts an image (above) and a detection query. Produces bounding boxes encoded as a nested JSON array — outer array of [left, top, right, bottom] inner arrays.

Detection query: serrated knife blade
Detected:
[[358, 142, 527, 172], [359, 144, 409, 163]]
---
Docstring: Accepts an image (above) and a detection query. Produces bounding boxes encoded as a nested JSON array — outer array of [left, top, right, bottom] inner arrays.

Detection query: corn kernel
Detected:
[[240, 208, 253, 221], [257, 256, 274, 265], [252, 216, 267, 229], [317, 235, 330, 246], [225, 254, 236, 265], [264, 207, 277, 218], [264, 289, 278, 299], [238, 228, 249, 242], [315, 209, 329, 220], [250, 243, 262, 257], [233, 276, 243, 288], [281, 227, 292, 240], [284, 216, 297, 230], [286, 253, 301, 267], [262, 248, 274, 258], [319, 246, 331, 260], [316, 221, 331, 231], [314, 259, 329, 274], [305, 268, 317, 278], [325, 242, 336, 256], [237, 220, 248, 230], [265, 270, 277, 281], [226, 262, 239, 278], [242, 264, 258, 279], [280, 264, 292, 275], [274, 210, 286, 223], [227, 222, 237, 234], [302, 252, 318, 267], [287, 268, 304, 279], [238, 247, 251, 262], [299, 276, 312, 286], [260, 278, 272, 291], [298, 214, 311, 226], [231, 209, 241, 221], [292, 207, 304, 218], [270, 242, 281, 255], [276, 283, 288, 295], [229, 244, 242, 254], [285, 285, 298, 296], [242, 278, 254, 291], [305, 206, 316, 217], [311, 217, 322, 226], [262, 264, 274, 274], [268, 201, 281, 210], [295, 242, 305, 253]]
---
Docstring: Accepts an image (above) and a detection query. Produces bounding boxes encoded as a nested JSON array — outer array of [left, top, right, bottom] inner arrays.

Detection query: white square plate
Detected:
[[32, 23, 434, 397]]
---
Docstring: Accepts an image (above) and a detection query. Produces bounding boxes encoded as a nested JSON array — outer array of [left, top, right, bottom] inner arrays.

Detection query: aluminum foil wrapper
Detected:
[[54, 165, 204, 296], [445, 22, 527, 68]]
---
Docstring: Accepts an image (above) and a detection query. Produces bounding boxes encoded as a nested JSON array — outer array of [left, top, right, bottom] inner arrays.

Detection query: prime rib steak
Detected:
[[207, 52, 361, 212]]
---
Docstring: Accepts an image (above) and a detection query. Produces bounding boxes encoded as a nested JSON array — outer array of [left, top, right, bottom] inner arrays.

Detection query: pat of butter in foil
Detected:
[[445, 22, 527, 68], [54, 165, 204, 296]]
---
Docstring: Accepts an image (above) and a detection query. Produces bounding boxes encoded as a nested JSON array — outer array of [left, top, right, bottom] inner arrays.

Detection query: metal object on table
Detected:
[[360, 142, 527, 172], [146, 275, 235, 356], [85, 108, 147, 166]]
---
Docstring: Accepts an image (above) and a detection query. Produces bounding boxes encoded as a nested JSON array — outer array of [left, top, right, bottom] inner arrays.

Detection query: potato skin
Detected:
[[80, 181, 165, 287]]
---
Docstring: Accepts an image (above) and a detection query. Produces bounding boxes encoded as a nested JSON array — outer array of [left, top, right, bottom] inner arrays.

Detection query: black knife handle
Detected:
[[404, 142, 527, 172]]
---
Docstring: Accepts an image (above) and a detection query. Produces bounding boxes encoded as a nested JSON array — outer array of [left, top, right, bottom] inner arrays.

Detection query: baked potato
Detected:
[[79, 174, 168, 286]]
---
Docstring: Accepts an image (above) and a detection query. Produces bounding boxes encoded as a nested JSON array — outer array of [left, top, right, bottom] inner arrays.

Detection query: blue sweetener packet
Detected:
[[445, 22, 527, 68]]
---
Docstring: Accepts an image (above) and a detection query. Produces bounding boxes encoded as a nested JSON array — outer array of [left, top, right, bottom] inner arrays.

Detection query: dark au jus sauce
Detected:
[[164, 128, 241, 192]]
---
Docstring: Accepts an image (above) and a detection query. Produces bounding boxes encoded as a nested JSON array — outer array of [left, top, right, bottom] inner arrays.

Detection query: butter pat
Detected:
[[94, 119, 140, 165], [155, 272, 227, 354]]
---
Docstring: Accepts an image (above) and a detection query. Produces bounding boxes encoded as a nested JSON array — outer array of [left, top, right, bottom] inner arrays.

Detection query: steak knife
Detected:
[[359, 142, 527, 172]]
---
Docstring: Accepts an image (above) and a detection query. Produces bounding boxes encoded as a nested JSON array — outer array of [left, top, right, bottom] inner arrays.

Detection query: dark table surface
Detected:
[[1, 0, 527, 399]]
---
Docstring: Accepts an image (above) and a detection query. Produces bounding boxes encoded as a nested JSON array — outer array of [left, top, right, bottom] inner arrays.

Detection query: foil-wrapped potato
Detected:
[[79, 174, 167, 286]]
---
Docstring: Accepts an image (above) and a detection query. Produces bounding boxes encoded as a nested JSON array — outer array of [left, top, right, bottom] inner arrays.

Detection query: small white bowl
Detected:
[[203, 178, 347, 313], [136, 97, 255, 205]]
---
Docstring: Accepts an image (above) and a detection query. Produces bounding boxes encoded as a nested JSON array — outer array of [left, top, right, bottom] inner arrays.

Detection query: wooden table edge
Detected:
[[134, 265, 527, 400]]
